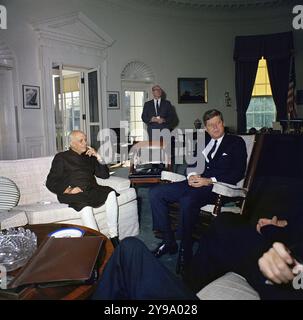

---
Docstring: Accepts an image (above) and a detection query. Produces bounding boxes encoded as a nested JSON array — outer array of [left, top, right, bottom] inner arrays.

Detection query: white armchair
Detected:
[[161, 134, 264, 218]]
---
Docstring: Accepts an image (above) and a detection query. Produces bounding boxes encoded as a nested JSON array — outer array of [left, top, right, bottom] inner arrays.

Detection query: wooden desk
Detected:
[[129, 175, 162, 187], [2, 223, 114, 300]]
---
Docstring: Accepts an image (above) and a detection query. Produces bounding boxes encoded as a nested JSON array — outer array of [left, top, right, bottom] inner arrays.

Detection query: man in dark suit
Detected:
[[92, 212, 303, 300], [141, 85, 174, 140], [149, 109, 247, 273]]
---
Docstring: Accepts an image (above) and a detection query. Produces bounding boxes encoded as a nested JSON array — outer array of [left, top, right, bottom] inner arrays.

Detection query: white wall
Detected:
[[0, 0, 301, 158]]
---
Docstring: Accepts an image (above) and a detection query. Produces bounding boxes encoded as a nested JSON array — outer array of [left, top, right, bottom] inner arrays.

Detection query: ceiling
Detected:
[[121, 0, 297, 9], [104, 0, 295, 22]]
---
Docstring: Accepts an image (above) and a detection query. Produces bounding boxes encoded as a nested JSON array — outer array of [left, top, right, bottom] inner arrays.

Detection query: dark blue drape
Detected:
[[235, 60, 259, 134], [264, 33, 294, 121], [234, 31, 294, 133]]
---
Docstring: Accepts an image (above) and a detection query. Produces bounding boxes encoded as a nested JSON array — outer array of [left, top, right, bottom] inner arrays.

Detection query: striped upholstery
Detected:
[[196, 272, 260, 300], [0, 177, 20, 211]]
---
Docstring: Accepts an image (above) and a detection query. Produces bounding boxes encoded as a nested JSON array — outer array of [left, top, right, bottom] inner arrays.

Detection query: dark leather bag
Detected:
[[9, 236, 104, 288]]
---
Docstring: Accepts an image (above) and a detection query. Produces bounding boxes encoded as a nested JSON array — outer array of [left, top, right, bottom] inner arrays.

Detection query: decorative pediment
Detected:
[[31, 12, 114, 51], [121, 61, 154, 82]]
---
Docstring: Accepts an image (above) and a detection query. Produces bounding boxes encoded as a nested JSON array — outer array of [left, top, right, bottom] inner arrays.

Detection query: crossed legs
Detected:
[[80, 191, 119, 242]]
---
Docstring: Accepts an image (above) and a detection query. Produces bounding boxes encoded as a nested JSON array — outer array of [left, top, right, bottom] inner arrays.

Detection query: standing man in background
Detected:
[[141, 85, 174, 140]]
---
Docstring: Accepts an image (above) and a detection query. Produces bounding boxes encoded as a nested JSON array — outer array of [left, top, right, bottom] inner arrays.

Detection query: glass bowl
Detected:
[[0, 227, 37, 272]]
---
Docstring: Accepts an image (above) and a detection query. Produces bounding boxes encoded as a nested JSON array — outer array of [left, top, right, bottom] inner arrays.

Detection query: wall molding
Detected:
[[32, 12, 113, 155], [24, 136, 45, 158], [32, 12, 114, 54]]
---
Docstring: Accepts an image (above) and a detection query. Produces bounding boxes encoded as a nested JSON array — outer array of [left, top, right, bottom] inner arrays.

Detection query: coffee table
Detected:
[[2, 223, 114, 300]]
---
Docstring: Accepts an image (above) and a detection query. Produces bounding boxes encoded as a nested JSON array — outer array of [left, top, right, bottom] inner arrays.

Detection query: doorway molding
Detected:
[[0, 41, 20, 159], [32, 12, 114, 155], [121, 61, 155, 141]]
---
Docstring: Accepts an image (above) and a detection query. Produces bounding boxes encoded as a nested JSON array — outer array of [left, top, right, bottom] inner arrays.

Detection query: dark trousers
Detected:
[[92, 214, 303, 300], [92, 237, 196, 300], [149, 180, 216, 260]]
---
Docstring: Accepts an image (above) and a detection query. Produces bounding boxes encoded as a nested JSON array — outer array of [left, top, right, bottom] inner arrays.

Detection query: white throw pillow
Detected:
[[0, 176, 20, 211]]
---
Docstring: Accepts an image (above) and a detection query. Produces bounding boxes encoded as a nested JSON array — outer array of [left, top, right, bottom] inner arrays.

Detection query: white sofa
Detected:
[[0, 156, 139, 239]]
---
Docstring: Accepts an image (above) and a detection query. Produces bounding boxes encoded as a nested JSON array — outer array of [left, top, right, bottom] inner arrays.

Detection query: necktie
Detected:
[[156, 100, 160, 116], [207, 140, 217, 161]]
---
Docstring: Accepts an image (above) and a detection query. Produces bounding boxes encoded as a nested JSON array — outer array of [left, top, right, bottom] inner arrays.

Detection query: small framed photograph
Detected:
[[178, 78, 208, 104], [22, 85, 40, 109], [107, 91, 120, 109]]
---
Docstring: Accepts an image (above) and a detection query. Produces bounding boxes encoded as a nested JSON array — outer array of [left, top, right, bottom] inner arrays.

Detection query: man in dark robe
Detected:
[[46, 130, 119, 246]]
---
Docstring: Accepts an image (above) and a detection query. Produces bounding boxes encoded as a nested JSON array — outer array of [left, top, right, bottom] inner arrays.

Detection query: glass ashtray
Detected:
[[0, 227, 37, 272]]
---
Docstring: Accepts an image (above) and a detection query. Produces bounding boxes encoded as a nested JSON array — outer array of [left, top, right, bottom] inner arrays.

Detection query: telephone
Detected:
[[130, 163, 166, 177]]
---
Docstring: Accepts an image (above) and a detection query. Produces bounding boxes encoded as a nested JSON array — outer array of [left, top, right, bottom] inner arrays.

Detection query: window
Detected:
[[246, 58, 276, 131], [58, 90, 80, 135], [125, 90, 145, 141]]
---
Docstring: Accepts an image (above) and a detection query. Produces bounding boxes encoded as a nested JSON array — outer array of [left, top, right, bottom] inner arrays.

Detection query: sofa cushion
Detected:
[[0, 157, 57, 205], [0, 177, 20, 211], [0, 209, 28, 230], [19, 188, 137, 225], [196, 272, 260, 300]]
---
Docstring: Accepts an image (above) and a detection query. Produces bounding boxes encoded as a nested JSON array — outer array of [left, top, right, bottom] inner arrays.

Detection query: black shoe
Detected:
[[151, 241, 178, 258], [110, 236, 120, 248], [176, 248, 185, 276]]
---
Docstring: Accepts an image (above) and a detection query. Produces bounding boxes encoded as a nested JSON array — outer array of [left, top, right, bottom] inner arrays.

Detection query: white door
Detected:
[[53, 66, 103, 151], [83, 67, 103, 150], [53, 65, 82, 151]]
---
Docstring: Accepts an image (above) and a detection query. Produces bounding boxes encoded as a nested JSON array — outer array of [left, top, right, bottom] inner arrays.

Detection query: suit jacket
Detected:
[[141, 99, 173, 134], [188, 134, 247, 185]]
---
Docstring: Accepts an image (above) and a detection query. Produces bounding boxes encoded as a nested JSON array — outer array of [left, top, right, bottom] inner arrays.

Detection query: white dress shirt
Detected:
[[187, 134, 225, 182], [153, 98, 161, 116]]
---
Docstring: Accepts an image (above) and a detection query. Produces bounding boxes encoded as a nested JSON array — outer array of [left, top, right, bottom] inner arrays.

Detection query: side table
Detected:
[[1, 223, 114, 300]]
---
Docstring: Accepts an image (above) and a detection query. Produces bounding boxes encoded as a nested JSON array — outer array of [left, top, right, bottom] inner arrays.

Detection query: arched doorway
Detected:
[[121, 61, 154, 142]]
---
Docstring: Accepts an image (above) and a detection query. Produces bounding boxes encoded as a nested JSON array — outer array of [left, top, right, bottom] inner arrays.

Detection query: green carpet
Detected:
[[114, 166, 182, 277]]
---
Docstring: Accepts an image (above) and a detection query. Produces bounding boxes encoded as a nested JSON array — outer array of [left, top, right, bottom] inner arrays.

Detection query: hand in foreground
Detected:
[[258, 242, 302, 284], [64, 186, 83, 194], [188, 175, 212, 188], [256, 215, 288, 234], [85, 146, 101, 161]]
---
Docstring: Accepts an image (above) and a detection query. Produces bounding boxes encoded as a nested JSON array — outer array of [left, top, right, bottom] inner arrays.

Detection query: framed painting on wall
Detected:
[[22, 85, 40, 109], [107, 91, 120, 109], [178, 78, 208, 104]]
